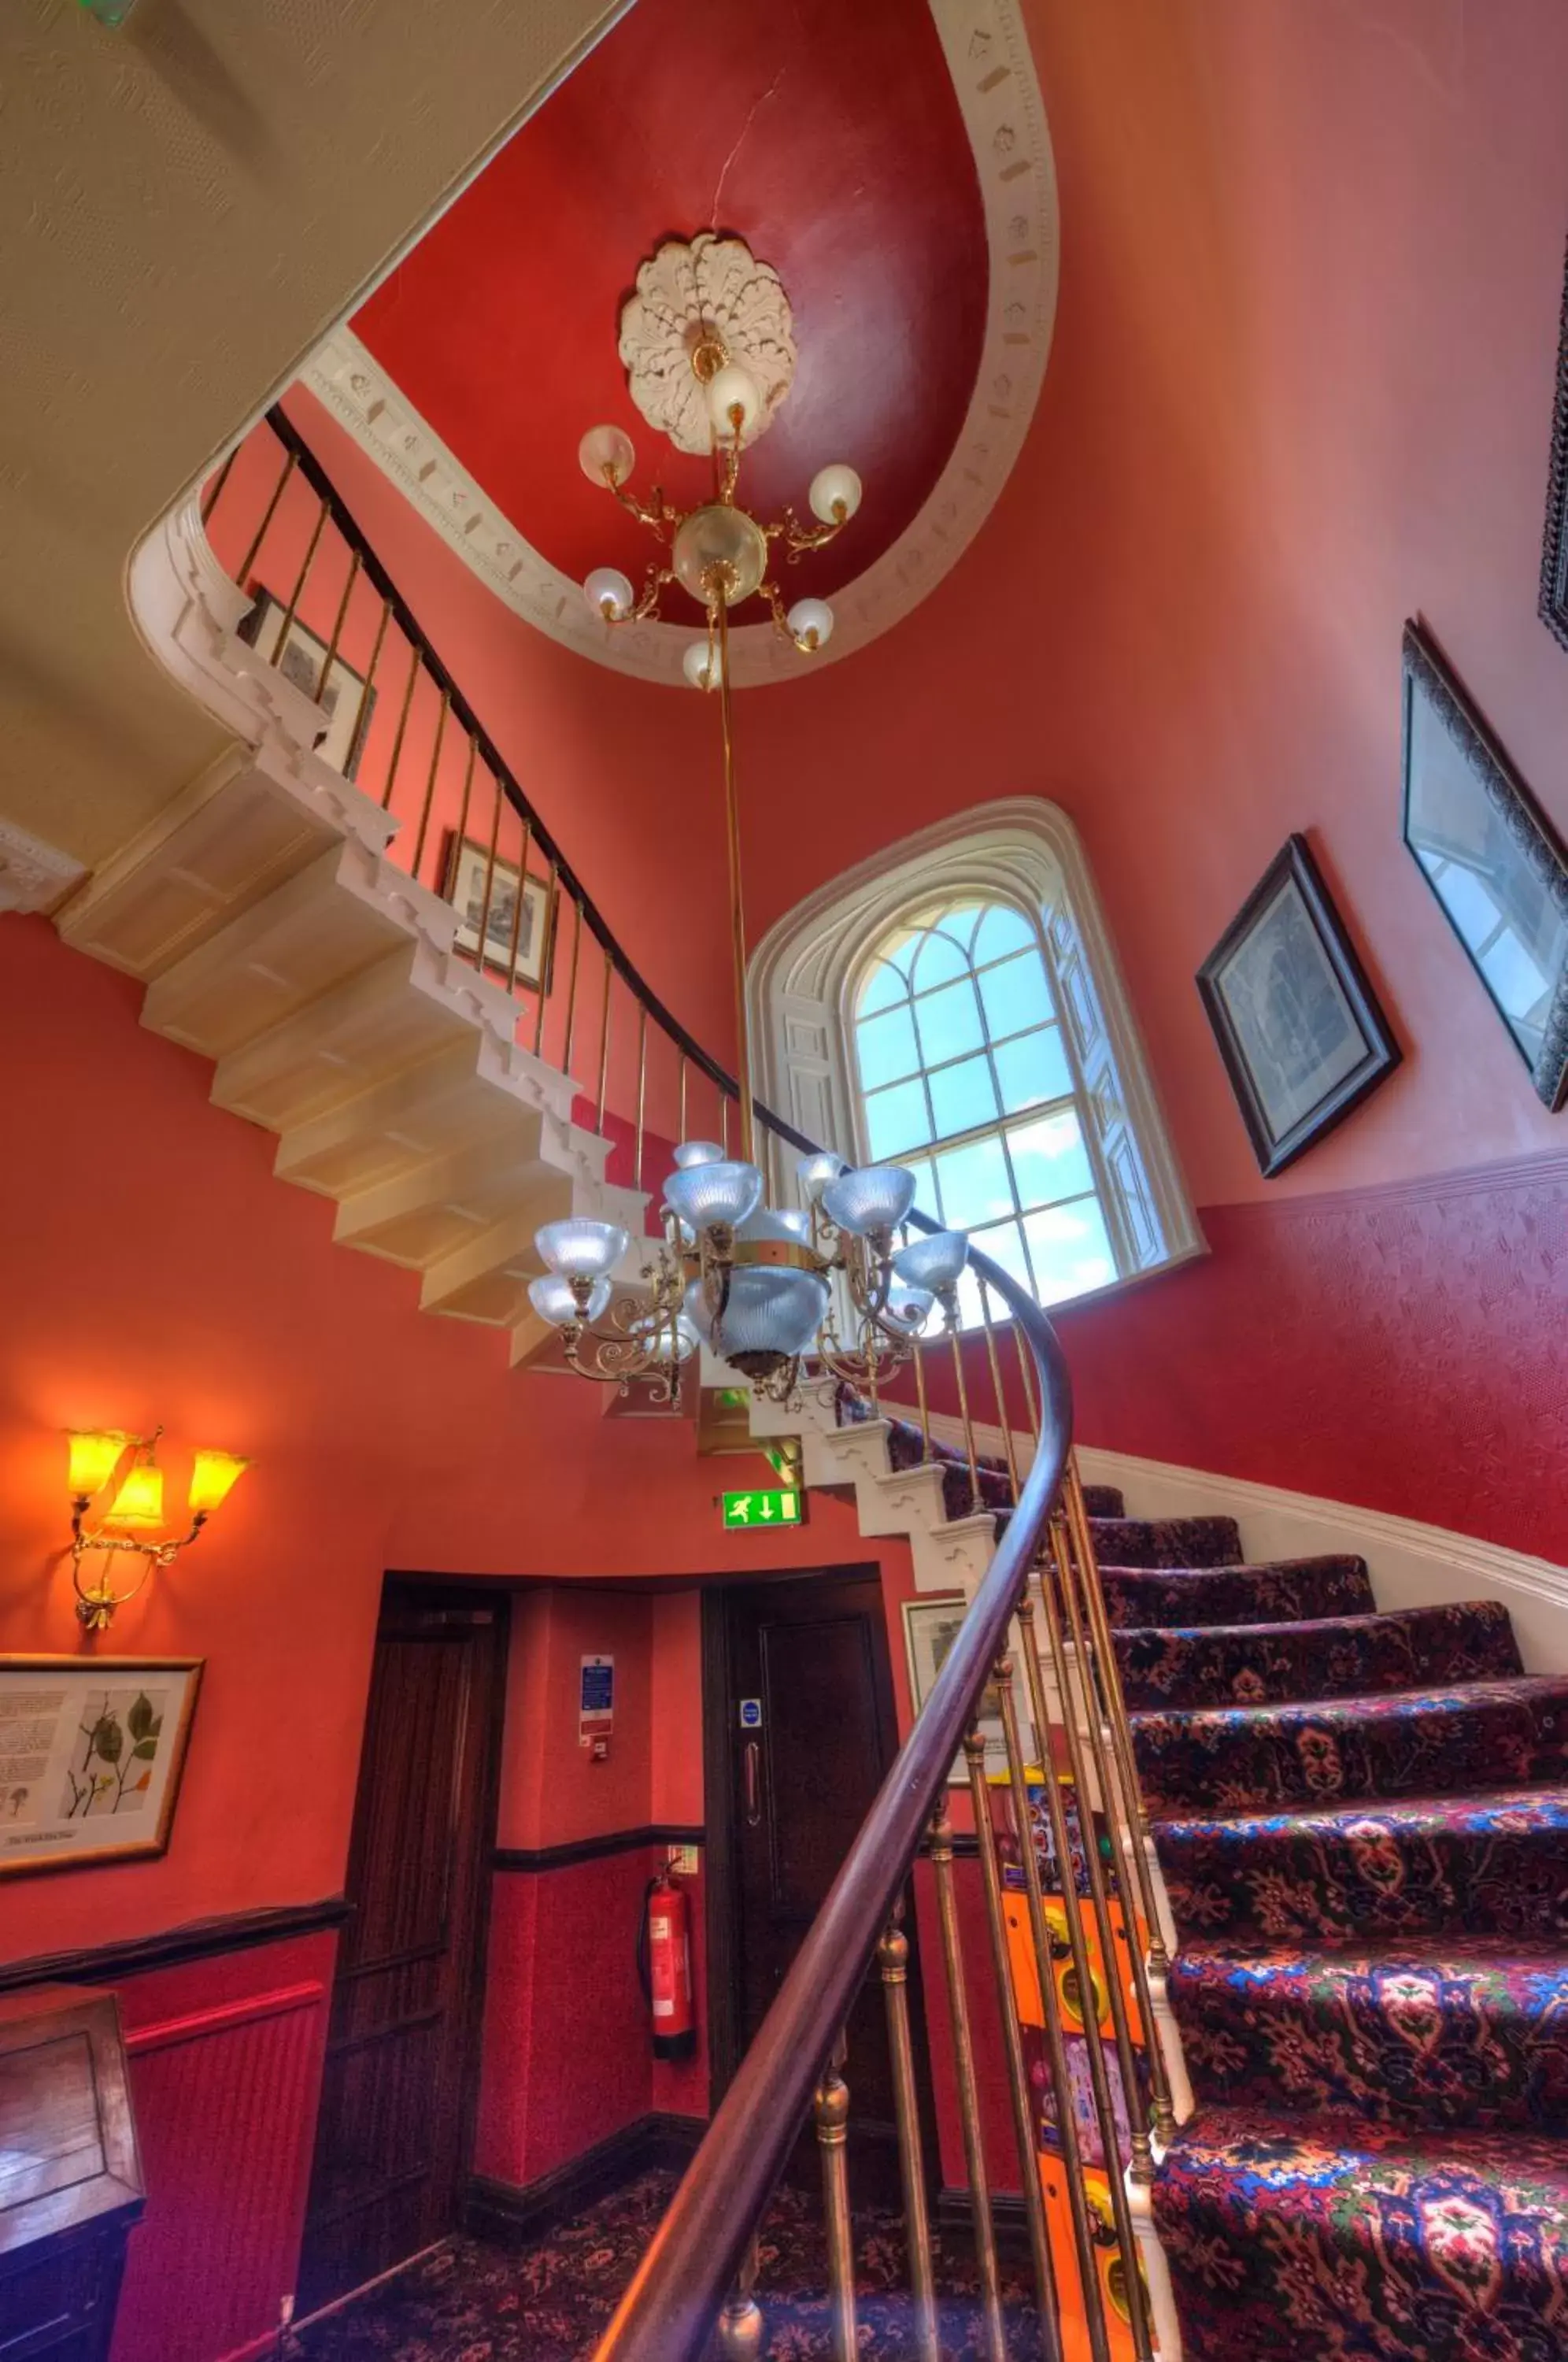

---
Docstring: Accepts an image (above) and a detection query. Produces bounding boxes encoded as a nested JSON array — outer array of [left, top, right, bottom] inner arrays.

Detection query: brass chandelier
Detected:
[[527, 238, 968, 1403]]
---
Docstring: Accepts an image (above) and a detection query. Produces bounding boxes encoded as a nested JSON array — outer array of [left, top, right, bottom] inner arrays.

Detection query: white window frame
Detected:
[[747, 798, 1204, 1308]]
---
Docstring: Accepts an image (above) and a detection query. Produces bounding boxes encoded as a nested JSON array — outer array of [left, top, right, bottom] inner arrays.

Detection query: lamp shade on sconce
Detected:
[[66, 1430, 132, 1500], [187, 1449, 252, 1519], [108, 1464, 164, 1528]]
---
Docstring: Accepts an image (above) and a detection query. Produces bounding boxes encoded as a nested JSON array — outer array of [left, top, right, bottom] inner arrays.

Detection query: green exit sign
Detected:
[[721, 1489, 804, 1531]]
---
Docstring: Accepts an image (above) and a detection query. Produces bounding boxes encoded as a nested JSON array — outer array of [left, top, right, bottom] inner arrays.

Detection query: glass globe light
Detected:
[[822, 1165, 917, 1237], [736, 1205, 812, 1246], [683, 640, 723, 692], [892, 1231, 970, 1291], [690, 1267, 830, 1372], [808, 464, 863, 524], [578, 424, 635, 487], [672, 504, 768, 607], [706, 361, 763, 439], [529, 1272, 612, 1327], [672, 1140, 726, 1168], [630, 1309, 702, 1362], [663, 1161, 764, 1233], [787, 598, 834, 652], [797, 1150, 848, 1202], [888, 1286, 936, 1331], [534, 1217, 629, 1280], [584, 567, 634, 623]]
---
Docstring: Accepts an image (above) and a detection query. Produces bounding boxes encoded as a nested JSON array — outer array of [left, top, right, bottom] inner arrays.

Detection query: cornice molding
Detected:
[[0, 816, 87, 916], [299, 0, 1058, 688]]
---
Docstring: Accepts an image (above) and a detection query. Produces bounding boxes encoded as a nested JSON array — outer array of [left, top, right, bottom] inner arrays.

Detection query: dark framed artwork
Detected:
[[1197, 835, 1400, 1178], [440, 831, 554, 989], [1540, 236, 1568, 651], [237, 587, 375, 780], [1401, 620, 1568, 1109], [0, 1657, 202, 1878]]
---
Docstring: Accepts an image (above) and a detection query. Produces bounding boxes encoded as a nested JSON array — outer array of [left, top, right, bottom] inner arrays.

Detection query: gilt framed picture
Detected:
[[903, 1595, 1029, 1786], [441, 832, 553, 988], [1401, 620, 1568, 1109], [1540, 237, 1568, 650], [1196, 835, 1400, 1177], [0, 1657, 202, 1879], [237, 589, 375, 779]]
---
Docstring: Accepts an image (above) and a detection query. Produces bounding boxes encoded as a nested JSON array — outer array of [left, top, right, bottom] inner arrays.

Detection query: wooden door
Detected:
[[710, 1569, 929, 2195], [297, 1583, 505, 2315]]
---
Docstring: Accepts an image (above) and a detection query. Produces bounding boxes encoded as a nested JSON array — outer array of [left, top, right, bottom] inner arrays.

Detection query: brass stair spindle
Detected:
[[994, 1657, 1115, 2362], [272, 495, 331, 664], [474, 771, 505, 986], [561, 900, 586, 1079], [978, 1279, 1023, 1503], [410, 688, 450, 884], [877, 1909, 939, 2362], [912, 1327, 934, 1464], [928, 1802, 1007, 2362], [964, 1727, 1067, 2362], [349, 597, 394, 765], [531, 861, 560, 1058], [379, 635, 421, 815], [1010, 1594, 1155, 2362], [813, 2042, 858, 2362], [716, 2234, 764, 2362], [505, 816, 535, 994], [1013, 1320, 1043, 1446], [634, 1005, 649, 1191], [720, 1087, 730, 1156], [679, 1053, 689, 1145], [313, 546, 361, 705], [595, 950, 615, 1132], [198, 446, 237, 528], [948, 1327, 983, 1516], [448, 742, 478, 898], [235, 443, 296, 585]]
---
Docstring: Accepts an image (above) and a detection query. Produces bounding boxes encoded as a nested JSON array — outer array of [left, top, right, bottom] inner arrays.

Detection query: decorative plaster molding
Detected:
[[619, 233, 795, 454], [0, 819, 86, 916], [298, 0, 1059, 687]]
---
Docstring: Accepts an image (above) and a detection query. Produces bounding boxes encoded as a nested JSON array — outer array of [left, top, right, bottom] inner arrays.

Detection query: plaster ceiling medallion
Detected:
[[618, 233, 797, 456]]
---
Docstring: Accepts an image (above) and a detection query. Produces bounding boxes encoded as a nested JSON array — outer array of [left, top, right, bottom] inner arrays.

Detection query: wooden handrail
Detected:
[[592, 1242, 1072, 2360]]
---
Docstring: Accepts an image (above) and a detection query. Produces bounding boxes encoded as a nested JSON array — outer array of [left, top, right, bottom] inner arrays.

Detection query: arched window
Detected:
[[749, 799, 1202, 1322], [852, 898, 1115, 1321]]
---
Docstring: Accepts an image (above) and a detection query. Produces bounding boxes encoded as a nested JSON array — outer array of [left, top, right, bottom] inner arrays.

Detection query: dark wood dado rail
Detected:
[[593, 1245, 1074, 2360]]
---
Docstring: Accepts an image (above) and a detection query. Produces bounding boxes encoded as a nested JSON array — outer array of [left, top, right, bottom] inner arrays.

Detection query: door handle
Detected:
[[743, 1739, 761, 1827]]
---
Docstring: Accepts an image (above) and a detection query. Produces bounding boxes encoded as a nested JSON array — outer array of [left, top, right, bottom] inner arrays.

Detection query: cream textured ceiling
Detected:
[[0, 0, 627, 869]]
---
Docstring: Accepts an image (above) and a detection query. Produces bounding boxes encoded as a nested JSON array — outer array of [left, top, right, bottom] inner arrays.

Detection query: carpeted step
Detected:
[[1100, 1554, 1375, 1632], [1133, 1673, 1568, 1816], [1170, 1938, 1568, 2134], [837, 1387, 1126, 1523], [1156, 1785, 1568, 1945], [1090, 1514, 1244, 1568], [1116, 1598, 1522, 1712], [1152, 2106, 1568, 2362]]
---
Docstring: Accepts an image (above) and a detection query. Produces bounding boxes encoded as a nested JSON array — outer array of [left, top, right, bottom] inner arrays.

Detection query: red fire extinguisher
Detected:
[[638, 1871, 696, 2060]]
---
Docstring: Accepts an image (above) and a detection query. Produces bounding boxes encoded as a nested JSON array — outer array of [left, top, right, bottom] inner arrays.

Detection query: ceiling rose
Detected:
[[617, 232, 797, 456]]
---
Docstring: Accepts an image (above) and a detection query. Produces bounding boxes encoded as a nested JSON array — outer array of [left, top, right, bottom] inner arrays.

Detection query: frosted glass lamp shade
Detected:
[[809, 464, 863, 524], [578, 424, 635, 487], [893, 1231, 970, 1291], [529, 1273, 612, 1327], [585, 567, 634, 623], [187, 1449, 251, 1518], [683, 640, 723, 692], [66, 1429, 132, 1499], [706, 362, 763, 439], [786, 598, 834, 652], [699, 1267, 830, 1363], [534, 1218, 629, 1280], [672, 503, 767, 606], [797, 1151, 847, 1202], [631, 1310, 701, 1362], [108, 1463, 164, 1528], [888, 1287, 935, 1331], [822, 1164, 918, 1236], [663, 1161, 764, 1233], [672, 1139, 726, 1169], [736, 1205, 812, 1246]]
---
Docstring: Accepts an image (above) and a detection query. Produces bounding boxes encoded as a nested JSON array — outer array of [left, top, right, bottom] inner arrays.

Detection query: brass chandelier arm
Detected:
[[605, 467, 681, 535], [776, 501, 849, 558]]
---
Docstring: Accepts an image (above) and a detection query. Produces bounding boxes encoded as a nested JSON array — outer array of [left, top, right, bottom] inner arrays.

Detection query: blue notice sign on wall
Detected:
[[579, 1653, 614, 1746]]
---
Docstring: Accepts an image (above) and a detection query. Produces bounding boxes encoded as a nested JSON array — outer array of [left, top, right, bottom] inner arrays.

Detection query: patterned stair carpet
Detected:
[[1108, 1515, 1568, 2360], [288, 2169, 1041, 2360]]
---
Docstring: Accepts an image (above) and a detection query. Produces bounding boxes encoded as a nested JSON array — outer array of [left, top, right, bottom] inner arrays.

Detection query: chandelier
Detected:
[[527, 235, 968, 1403]]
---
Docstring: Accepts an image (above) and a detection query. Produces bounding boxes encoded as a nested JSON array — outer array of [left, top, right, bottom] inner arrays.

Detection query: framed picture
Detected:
[[441, 831, 553, 988], [237, 588, 375, 780], [1540, 237, 1568, 651], [1196, 835, 1400, 1178], [902, 1595, 1028, 1785], [0, 1657, 202, 1879], [1401, 620, 1568, 1109]]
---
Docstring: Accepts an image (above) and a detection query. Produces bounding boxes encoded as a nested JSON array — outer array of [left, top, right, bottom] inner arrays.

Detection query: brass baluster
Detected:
[[410, 687, 450, 885], [448, 741, 478, 893], [474, 771, 505, 980], [236, 445, 296, 585], [948, 1328, 983, 1516], [1014, 1320, 1043, 1446], [379, 637, 421, 815], [716, 2235, 764, 2361], [912, 1327, 934, 1464], [348, 598, 393, 773], [878, 1908, 938, 2362], [978, 1279, 1022, 1504], [595, 950, 615, 1132], [562, 900, 586, 1079], [964, 1729, 1065, 2362], [271, 495, 330, 663], [813, 2041, 857, 2362], [720, 1088, 730, 1157], [532, 861, 560, 1059], [994, 1657, 1115, 2362], [314, 547, 361, 705], [634, 1005, 649, 1192], [505, 816, 534, 995], [678, 1053, 689, 1146], [199, 446, 237, 528], [928, 1802, 1007, 2362]]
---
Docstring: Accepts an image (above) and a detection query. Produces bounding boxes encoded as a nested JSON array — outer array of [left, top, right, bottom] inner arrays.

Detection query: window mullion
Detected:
[[1035, 927, 1133, 1279]]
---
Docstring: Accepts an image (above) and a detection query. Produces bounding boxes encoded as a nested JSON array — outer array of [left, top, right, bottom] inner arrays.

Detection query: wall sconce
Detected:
[[67, 1427, 251, 1631]]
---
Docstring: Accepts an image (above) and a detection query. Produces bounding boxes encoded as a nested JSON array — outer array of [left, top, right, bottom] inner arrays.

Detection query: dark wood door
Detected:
[[298, 1583, 505, 2315], [713, 1569, 926, 2195]]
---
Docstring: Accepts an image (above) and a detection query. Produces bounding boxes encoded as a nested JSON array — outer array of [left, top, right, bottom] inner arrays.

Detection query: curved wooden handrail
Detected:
[[591, 1231, 1073, 2361]]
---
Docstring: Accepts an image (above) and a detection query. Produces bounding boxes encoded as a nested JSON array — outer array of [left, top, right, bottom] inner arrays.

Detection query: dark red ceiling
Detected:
[[353, 0, 988, 609]]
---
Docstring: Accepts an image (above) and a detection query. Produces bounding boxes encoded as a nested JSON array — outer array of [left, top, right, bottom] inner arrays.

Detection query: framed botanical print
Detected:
[[237, 589, 375, 779], [1401, 620, 1568, 1109], [902, 1594, 1029, 1785], [1197, 835, 1401, 1177], [1540, 237, 1568, 651], [0, 1657, 202, 1878], [441, 832, 553, 988]]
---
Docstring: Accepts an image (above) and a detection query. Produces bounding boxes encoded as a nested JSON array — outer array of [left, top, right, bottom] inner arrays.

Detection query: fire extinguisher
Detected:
[[638, 1871, 696, 2061]]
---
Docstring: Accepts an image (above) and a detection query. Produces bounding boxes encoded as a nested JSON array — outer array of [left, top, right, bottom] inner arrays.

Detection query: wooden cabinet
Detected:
[[0, 1985, 144, 2361]]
